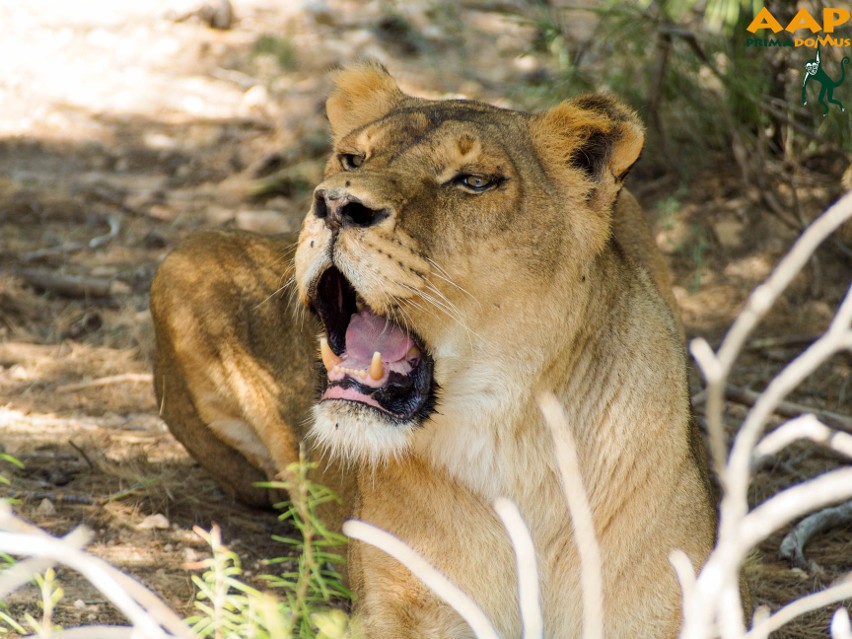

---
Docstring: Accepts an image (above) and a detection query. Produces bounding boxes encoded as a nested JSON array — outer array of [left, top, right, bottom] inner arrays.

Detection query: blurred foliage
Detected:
[[517, 0, 851, 185], [0, 454, 22, 488], [253, 34, 299, 71]]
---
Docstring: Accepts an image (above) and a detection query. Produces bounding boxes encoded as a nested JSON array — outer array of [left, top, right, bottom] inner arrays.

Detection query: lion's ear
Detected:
[[531, 94, 644, 183], [326, 60, 407, 141]]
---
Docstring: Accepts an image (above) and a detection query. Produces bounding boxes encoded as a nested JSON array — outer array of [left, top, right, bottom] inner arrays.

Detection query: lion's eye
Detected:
[[339, 153, 365, 170], [453, 174, 501, 193]]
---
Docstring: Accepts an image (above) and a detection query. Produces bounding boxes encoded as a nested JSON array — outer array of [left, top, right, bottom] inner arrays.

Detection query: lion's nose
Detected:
[[313, 189, 389, 230]]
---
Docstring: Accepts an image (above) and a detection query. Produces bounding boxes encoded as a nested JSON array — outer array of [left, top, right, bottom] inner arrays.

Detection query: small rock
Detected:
[[143, 229, 169, 249], [184, 547, 201, 563], [35, 498, 56, 516], [137, 513, 170, 530], [240, 85, 269, 116], [73, 599, 87, 610], [712, 218, 745, 249], [108, 280, 132, 297]]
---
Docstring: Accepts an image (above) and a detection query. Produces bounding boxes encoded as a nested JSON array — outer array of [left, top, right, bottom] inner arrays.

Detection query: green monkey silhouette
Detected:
[[802, 43, 849, 116]]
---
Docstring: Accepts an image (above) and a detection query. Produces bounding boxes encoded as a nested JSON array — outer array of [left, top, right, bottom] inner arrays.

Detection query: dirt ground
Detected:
[[0, 1, 850, 636]]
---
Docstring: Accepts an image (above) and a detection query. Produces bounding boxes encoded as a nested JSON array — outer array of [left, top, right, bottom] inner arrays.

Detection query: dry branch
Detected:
[[14, 268, 130, 299], [779, 501, 852, 568], [20, 215, 121, 261], [681, 191, 852, 639], [57, 373, 154, 394], [693, 385, 852, 434]]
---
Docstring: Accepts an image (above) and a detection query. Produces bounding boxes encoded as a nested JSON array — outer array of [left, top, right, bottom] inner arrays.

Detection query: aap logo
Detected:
[[746, 7, 850, 115], [802, 44, 849, 115]]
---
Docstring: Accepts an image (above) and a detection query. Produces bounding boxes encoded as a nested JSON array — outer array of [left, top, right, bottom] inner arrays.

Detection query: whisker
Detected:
[[420, 277, 465, 319], [400, 282, 478, 342], [423, 256, 480, 305]]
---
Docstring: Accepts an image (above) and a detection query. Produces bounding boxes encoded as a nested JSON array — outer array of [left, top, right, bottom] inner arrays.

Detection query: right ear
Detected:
[[326, 60, 407, 142]]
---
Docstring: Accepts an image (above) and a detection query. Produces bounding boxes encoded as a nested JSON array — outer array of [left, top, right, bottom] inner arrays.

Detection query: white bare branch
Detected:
[[746, 576, 852, 639], [538, 392, 604, 639], [494, 498, 543, 639], [682, 190, 852, 639], [831, 607, 852, 639], [754, 414, 852, 460], [0, 503, 194, 639], [342, 519, 501, 639]]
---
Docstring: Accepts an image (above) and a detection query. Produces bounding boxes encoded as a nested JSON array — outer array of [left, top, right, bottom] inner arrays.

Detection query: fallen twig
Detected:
[[21, 216, 121, 261], [745, 334, 821, 350], [57, 373, 153, 394], [779, 501, 852, 568], [692, 384, 852, 434], [14, 269, 130, 299]]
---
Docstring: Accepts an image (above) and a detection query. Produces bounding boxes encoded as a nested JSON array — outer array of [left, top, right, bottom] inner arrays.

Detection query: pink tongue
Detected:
[[345, 308, 413, 363]]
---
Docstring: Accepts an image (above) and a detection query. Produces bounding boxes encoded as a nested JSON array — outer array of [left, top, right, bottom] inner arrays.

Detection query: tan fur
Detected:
[[150, 61, 717, 637]]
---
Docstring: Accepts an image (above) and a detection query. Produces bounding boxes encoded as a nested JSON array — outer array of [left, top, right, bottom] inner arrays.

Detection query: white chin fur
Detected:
[[308, 400, 414, 466]]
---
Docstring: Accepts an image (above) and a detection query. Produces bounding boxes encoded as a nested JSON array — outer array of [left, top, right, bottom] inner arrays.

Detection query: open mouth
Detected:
[[310, 267, 436, 422]]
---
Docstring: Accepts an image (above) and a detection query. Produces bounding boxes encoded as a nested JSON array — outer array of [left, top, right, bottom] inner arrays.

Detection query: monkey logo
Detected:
[[802, 43, 849, 115]]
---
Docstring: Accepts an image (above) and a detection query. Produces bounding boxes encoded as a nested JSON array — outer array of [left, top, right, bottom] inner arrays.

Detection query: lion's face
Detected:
[[294, 62, 644, 463]]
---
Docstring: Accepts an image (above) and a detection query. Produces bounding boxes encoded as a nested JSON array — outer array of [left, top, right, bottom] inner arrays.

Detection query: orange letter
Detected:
[[747, 7, 783, 33], [786, 8, 821, 33], [823, 8, 850, 33]]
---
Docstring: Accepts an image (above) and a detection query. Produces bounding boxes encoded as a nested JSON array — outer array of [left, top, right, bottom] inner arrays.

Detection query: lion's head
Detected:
[[295, 61, 644, 464]]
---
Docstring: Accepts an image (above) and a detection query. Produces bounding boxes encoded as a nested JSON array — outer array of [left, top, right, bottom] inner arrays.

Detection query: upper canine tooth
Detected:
[[320, 337, 342, 372], [406, 345, 421, 358], [369, 351, 384, 381]]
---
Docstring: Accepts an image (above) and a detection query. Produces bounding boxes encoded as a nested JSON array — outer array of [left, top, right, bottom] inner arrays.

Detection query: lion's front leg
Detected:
[[348, 457, 520, 639], [150, 229, 319, 507]]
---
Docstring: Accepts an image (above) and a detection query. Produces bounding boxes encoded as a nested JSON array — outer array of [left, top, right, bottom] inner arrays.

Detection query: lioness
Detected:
[[150, 62, 717, 637]]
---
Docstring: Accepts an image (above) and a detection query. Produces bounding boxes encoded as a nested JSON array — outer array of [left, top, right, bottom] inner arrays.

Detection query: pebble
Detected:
[[137, 513, 170, 530], [35, 498, 56, 516]]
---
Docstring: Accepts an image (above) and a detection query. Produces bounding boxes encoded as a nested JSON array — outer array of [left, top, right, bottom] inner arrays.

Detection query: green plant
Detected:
[[263, 456, 351, 638], [0, 568, 63, 637], [684, 223, 711, 292], [0, 454, 23, 504], [187, 454, 350, 639], [187, 525, 287, 639]]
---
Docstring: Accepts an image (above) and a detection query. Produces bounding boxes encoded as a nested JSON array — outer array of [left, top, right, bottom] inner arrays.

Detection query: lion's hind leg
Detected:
[[150, 229, 319, 507]]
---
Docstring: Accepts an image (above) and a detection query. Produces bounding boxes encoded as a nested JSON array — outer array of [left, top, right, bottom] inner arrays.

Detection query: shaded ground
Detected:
[[0, 0, 850, 636]]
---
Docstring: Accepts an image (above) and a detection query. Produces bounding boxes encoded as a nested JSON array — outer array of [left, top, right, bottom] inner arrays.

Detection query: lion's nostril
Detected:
[[340, 201, 388, 227], [317, 190, 389, 230], [314, 191, 329, 220]]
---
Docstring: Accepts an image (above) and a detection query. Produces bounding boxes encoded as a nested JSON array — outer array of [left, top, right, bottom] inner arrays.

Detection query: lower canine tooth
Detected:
[[320, 337, 342, 372], [369, 351, 384, 381]]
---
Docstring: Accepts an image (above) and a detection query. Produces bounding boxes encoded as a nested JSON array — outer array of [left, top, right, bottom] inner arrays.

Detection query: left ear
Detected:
[[530, 93, 645, 184], [326, 60, 407, 142]]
